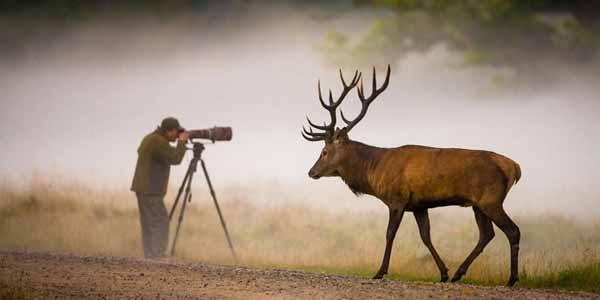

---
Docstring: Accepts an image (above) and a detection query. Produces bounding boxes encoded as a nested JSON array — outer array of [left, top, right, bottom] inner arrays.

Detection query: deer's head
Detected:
[[303, 65, 391, 179]]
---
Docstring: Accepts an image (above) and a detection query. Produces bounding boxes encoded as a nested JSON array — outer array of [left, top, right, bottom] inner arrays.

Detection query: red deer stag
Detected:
[[302, 65, 522, 286]]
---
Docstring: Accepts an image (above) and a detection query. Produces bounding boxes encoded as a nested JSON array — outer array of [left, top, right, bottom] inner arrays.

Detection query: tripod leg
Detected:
[[200, 158, 238, 262], [169, 163, 193, 220], [170, 171, 195, 256]]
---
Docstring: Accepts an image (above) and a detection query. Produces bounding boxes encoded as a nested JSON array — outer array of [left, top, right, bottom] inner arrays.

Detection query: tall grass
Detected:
[[0, 176, 598, 293]]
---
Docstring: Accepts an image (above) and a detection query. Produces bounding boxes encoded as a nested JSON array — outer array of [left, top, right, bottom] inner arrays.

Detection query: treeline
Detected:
[[2, 0, 599, 70], [320, 0, 600, 70]]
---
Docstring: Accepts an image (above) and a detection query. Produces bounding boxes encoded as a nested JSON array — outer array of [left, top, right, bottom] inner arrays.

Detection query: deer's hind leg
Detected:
[[451, 206, 495, 283], [414, 209, 449, 282], [479, 203, 521, 286]]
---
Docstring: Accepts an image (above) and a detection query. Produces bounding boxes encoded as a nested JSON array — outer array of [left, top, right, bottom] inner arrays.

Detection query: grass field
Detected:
[[0, 176, 598, 293]]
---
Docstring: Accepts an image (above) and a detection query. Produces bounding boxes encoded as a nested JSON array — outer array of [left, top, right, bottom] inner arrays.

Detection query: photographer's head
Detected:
[[160, 117, 188, 142]]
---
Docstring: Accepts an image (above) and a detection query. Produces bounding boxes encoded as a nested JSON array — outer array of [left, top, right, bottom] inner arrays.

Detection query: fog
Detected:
[[1, 5, 599, 217]]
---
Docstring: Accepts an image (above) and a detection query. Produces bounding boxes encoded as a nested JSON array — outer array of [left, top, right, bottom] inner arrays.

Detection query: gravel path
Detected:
[[0, 251, 598, 300]]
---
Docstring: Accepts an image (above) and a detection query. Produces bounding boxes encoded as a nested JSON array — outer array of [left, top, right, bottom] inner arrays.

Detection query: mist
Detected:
[[1, 4, 599, 217]]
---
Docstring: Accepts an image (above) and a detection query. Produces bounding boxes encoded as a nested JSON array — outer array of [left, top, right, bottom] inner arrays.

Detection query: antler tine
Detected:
[[317, 80, 328, 109], [335, 70, 361, 106], [343, 69, 359, 85], [358, 65, 390, 104], [378, 64, 391, 95], [342, 65, 391, 132], [357, 77, 365, 102], [303, 68, 364, 142], [339, 69, 347, 87], [303, 126, 328, 138], [302, 125, 329, 142], [308, 86, 339, 135], [328, 90, 334, 105], [302, 131, 325, 142], [340, 109, 352, 125], [352, 70, 360, 84], [372, 66, 377, 95], [306, 116, 329, 131]]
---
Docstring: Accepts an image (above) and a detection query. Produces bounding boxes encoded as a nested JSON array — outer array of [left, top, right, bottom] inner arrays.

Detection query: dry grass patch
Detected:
[[0, 176, 598, 292]]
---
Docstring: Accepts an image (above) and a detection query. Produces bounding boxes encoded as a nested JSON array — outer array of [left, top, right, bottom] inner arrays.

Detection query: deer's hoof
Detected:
[[506, 276, 519, 287], [450, 271, 464, 283], [372, 271, 386, 280], [440, 273, 449, 282]]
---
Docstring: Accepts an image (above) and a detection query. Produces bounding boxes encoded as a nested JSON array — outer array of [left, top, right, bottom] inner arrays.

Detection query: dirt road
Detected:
[[0, 251, 597, 300]]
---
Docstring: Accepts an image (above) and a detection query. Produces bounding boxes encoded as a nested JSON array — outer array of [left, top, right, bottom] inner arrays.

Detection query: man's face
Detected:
[[165, 128, 179, 142]]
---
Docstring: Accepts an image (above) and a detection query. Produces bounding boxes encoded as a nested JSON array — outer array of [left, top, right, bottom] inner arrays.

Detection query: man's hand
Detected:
[[178, 131, 189, 142]]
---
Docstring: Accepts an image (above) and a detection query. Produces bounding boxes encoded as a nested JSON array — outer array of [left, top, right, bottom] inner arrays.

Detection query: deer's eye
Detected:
[[322, 149, 328, 157]]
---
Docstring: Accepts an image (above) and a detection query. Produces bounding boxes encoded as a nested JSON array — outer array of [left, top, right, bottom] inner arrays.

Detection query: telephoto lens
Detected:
[[187, 127, 232, 142]]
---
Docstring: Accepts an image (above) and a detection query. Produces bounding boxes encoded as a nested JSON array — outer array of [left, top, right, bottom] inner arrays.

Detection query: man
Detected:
[[131, 117, 189, 258]]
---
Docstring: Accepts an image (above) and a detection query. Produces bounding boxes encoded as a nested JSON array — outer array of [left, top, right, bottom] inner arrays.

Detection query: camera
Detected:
[[183, 126, 233, 142]]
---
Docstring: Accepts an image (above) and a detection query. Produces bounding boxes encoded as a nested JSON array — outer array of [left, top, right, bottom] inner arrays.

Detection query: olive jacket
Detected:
[[131, 128, 186, 195]]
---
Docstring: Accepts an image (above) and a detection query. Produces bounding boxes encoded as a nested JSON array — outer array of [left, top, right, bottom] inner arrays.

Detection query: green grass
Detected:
[[272, 263, 600, 293], [518, 263, 600, 293], [0, 176, 599, 294]]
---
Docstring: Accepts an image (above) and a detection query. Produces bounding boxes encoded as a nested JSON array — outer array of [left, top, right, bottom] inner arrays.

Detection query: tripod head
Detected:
[[189, 142, 205, 159]]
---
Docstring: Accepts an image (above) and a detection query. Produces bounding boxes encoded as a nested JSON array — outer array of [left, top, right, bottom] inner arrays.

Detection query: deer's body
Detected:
[[302, 65, 522, 286], [338, 142, 521, 211]]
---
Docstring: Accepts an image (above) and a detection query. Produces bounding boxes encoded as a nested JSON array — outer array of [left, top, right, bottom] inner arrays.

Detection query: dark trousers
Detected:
[[136, 193, 169, 258]]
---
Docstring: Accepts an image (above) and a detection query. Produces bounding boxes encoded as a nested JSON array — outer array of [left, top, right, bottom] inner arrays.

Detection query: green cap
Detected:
[[160, 117, 183, 131]]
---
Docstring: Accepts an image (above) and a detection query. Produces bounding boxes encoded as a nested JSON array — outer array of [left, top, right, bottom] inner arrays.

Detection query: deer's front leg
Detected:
[[373, 206, 405, 279]]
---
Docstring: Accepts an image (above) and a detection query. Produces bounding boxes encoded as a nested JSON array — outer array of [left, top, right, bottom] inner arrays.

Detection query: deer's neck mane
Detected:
[[338, 141, 385, 196]]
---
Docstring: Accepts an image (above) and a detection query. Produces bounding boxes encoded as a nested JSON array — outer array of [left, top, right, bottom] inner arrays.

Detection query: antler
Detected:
[[302, 69, 361, 142], [339, 65, 390, 133]]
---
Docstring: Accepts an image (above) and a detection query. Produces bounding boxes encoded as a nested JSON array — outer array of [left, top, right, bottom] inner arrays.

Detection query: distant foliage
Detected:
[[321, 0, 600, 70], [5, 0, 598, 72]]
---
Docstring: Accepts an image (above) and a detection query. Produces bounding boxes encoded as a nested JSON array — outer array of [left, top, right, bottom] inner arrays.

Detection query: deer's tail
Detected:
[[491, 154, 522, 196], [514, 162, 521, 184]]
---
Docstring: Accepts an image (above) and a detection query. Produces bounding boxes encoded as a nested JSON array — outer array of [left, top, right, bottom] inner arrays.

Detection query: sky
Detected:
[[1, 4, 599, 216]]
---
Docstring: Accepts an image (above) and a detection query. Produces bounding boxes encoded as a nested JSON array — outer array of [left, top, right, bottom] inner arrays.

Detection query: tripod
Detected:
[[168, 142, 237, 262]]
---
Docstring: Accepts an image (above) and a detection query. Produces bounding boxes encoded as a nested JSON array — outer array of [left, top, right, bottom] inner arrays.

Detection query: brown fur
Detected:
[[312, 141, 520, 210]]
